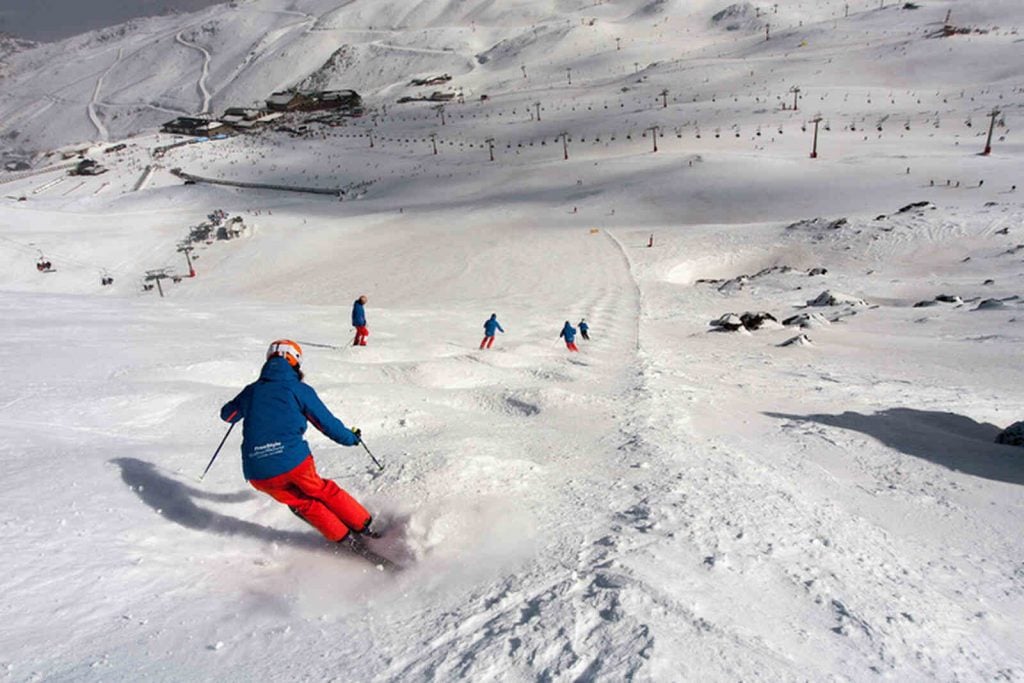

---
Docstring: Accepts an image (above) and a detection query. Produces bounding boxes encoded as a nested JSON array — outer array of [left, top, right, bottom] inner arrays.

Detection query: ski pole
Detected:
[[359, 438, 385, 471], [295, 340, 346, 351], [200, 421, 236, 481]]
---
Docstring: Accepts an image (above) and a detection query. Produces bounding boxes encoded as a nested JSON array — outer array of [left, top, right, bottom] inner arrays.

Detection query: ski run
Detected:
[[0, 0, 1022, 680]]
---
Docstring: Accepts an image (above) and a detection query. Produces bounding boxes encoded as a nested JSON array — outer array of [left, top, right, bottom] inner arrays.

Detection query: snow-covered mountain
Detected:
[[0, 0, 1022, 680]]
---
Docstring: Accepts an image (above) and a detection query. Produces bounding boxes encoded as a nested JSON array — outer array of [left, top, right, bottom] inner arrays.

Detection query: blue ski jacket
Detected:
[[579, 321, 589, 333], [220, 356, 359, 480], [483, 315, 504, 337], [560, 322, 577, 343], [352, 299, 366, 327]]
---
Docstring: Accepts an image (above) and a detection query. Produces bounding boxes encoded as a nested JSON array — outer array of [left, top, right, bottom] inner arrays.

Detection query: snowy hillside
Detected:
[[1, 0, 1023, 680]]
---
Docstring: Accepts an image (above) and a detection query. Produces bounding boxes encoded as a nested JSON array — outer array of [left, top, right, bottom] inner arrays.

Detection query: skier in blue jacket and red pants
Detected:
[[221, 340, 375, 544], [560, 321, 579, 352], [480, 313, 504, 349], [352, 295, 369, 346]]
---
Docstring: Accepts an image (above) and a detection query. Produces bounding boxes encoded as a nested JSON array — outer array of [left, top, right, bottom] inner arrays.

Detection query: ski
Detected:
[[342, 535, 400, 572]]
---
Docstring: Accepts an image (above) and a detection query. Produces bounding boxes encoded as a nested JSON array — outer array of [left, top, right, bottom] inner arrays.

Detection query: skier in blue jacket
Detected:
[[480, 313, 504, 349], [351, 295, 368, 346], [220, 340, 375, 544], [578, 319, 590, 341], [559, 321, 579, 352]]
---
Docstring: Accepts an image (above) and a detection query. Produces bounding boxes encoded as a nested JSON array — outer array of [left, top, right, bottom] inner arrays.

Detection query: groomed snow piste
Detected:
[[0, 0, 1022, 680]]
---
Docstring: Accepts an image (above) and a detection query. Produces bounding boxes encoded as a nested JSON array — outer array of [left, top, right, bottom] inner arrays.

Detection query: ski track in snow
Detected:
[[371, 41, 463, 57], [175, 30, 212, 115], [369, 228, 651, 681], [87, 47, 121, 141]]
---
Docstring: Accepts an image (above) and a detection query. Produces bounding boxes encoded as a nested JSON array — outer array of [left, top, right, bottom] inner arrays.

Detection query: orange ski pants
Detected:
[[250, 456, 370, 542]]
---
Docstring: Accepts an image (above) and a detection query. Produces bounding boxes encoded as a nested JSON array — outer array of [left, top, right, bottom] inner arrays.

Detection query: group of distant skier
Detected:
[[480, 313, 590, 353], [349, 295, 591, 353], [217, 295, 596, 555]]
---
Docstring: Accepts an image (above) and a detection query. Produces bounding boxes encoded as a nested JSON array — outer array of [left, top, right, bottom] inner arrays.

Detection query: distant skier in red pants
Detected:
[[220, 340, 377, 546], [480, 313, 504, 349], [559, 321, 579, 352], [352, 295, 369, 346]]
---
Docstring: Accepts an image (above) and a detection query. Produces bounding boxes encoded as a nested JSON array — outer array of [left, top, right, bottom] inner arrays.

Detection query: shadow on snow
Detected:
[[765, 408, 1024, 486], [110, 457, 331, 552]]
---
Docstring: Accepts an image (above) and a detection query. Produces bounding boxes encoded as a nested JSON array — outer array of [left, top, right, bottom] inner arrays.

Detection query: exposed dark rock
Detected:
[[807, 290, 867, 307], [709, 313, 745, 331], [916, 294, 963, 307], [779, 334, 812, 347], [995, 421, 1024, 447], [710, 311, 780, 332], [740, 311, 778, 330], [699, 266, 827, 291], [782, 312, 832, 328], [897, 201, 934, 214], [786, 217, 849, 232], [975, 298, 1006, 310]]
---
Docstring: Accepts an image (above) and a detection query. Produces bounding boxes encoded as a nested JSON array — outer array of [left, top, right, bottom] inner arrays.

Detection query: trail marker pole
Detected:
[[646, 125, 660, 152], [810, 115, 822, 158], [982, 109, 999, 156]]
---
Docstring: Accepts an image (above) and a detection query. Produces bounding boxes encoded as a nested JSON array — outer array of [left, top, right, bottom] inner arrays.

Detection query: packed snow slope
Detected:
[[1, 0, 1023, 681]]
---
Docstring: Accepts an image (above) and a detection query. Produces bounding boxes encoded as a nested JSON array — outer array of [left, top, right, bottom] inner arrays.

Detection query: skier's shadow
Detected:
[[765, 408, 1024, 486], [111, 457, 329, 552]]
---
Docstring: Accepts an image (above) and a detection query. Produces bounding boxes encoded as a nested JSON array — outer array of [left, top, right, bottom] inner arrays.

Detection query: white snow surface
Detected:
[[1, 0, 1023, 680]]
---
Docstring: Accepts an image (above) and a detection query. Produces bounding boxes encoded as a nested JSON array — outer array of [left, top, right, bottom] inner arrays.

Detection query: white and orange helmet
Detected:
[[266, 339, 303, 367]]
